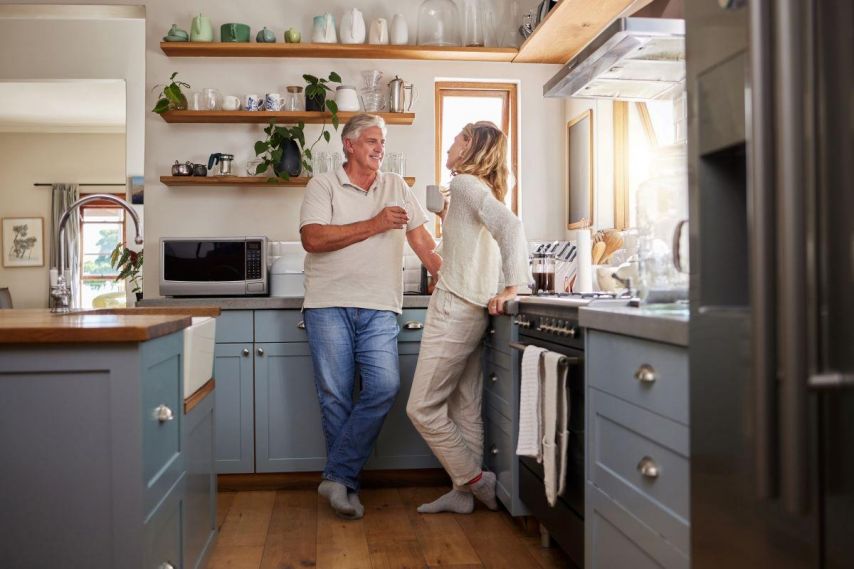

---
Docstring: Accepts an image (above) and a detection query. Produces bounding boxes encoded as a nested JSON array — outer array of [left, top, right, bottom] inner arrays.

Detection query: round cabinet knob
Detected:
[[634, 364, 656, 384], [403, 321, 424, 330], [297, 321, 306, 330], [490, 373, 498, 383], [158, 563, 175, 569], [242, 348, 250, 357], [257, 347, 264, 356], [637, 456, 660, 479], [489, 328, 496, 336], [154, 404, 174, 423], [491, 445, 499, 456]]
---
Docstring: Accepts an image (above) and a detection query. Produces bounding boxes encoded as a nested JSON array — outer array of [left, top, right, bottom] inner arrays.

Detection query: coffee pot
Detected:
[[387, 75, 415, 113], [207, 153, 234, 176]]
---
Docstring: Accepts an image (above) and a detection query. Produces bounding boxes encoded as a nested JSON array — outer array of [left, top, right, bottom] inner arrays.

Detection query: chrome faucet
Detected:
[[50, 194, 143, 313]]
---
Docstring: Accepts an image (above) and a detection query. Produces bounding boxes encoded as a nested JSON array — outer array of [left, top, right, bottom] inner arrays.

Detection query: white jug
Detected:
[[369, 18, 389, 45], [312, 13, 337, 43], [340, 8, 366, 44], [390, 14, 409, 45]]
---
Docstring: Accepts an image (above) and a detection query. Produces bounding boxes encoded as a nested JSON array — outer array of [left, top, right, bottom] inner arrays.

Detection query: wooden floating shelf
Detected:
[[160, 110, 415, 125], [160, 42, 518, 62], [161, 175, 415, 187], [513, 0, 653, 64]]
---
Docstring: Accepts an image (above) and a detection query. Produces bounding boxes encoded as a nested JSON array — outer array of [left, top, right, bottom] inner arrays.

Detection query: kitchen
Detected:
[[0, 0, 851, 568]]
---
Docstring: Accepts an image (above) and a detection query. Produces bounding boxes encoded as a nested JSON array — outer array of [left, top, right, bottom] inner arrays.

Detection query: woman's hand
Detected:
[[487, 287, 517, 316]]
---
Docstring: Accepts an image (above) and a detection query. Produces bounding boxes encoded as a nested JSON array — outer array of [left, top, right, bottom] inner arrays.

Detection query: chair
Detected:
[[0, 287, 12, 309]]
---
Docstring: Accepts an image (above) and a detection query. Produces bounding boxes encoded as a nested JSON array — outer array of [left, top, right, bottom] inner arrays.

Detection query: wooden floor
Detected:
[[207, 487, 572, 569]]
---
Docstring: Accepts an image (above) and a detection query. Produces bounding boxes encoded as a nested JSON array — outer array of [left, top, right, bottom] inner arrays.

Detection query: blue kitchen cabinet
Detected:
[[183, 389, 217, 569], [254, 341, 328, 472], [213, 342, 255, 474]]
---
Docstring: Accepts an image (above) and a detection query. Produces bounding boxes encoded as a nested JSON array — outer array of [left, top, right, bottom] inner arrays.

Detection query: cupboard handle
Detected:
[[490, 373, 498, 383], [297, 320, 306, 330], [637, 456, 659, 479], [242, 348, 250, 357], [257, 347, 264, 356], [403, 321, 424, 330], [154, 404, 174, 423], [633, 364, 656, 384], [491, 445, 499, 456]]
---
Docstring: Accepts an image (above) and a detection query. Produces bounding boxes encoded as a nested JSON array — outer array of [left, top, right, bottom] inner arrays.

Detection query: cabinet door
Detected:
[[254, 342, 327, 472], [367, 342, 440, 470], [213, 343, 254, 474]]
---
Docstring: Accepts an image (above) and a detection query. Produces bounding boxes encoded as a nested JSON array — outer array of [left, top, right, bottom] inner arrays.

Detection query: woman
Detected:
[[406, 121, 529, 514]]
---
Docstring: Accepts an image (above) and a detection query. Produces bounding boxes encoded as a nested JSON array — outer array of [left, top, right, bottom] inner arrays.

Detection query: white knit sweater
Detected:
[[436, 174, 530, 307]]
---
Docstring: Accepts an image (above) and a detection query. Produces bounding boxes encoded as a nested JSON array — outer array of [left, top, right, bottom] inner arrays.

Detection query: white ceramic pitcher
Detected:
[[340, 8, 366, 44]]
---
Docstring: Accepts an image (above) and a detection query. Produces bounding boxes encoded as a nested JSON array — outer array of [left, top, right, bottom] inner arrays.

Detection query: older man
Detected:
[[299, 114, 441, 519]]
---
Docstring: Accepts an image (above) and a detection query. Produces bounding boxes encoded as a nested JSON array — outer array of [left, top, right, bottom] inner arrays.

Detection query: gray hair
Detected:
[[341, 114, 387, 147]]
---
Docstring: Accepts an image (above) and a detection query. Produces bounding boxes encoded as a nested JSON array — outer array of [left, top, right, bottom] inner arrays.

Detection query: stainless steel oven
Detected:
[[159, 236, 268, 297]]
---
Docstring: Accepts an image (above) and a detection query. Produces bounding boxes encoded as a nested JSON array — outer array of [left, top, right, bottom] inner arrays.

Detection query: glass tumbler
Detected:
[[202, 88, 222, 111]]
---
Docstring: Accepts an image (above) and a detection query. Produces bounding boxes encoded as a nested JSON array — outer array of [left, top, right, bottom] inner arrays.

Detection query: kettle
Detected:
[[387, 75, 415, 113], [208, 153, 234, 176]]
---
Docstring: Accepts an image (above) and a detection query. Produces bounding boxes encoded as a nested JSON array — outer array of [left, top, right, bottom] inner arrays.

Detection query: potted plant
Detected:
[[304, 72, 342, 113], [152, 72, 190, 114], [110, 243, 144, 302], [253, 122, 309, 180]]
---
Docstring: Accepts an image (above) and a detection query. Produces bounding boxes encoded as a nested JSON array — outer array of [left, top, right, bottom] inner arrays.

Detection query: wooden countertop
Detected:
[[0, 307, 221, 344]]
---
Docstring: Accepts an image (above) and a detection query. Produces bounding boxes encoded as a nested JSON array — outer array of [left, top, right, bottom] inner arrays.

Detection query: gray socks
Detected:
[[318, 480, 355, 516], [347, 492, 365, 519], [417, 489, 474, 514], [470, 471, 499, 511]]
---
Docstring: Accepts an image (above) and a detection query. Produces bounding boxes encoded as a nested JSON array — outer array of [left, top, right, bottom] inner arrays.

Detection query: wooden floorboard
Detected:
[[316, 493, 373, 569], [398, 486, 483, 567], [204, 487, 570, 569], [260, 489, 318, 569]]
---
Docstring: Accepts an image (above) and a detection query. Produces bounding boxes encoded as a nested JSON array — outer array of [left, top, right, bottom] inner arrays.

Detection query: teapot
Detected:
[[387, 75, 415, 113], [340, 8, 366, 44], [312, 13, 337, 44], [190, 13, 213, 42]]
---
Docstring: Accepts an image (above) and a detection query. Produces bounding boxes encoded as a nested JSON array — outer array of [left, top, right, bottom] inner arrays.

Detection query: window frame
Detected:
[[434, 81, 519, 234], [78, 194, 127, 285]]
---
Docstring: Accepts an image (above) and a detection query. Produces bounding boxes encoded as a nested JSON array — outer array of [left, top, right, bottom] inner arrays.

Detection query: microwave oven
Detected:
[[159, 237, 268, 296]]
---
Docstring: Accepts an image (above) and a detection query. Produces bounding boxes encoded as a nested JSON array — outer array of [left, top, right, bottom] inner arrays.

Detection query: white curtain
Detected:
[[49, 184, 80, 308]]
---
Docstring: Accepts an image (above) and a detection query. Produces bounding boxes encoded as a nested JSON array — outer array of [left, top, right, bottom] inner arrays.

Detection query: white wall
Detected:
[[0, 133, 126, 308], [0, 1, 566, 300]]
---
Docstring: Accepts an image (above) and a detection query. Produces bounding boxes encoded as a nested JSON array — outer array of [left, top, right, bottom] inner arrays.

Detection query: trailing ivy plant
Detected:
[[152, 72, 190, 114]]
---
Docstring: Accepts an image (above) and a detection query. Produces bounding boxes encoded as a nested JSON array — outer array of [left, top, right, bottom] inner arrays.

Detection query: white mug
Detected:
[[222, 95, 241, 111], [426, 185, 445, 213], [369, 18, 389, 45], [244, 93, 263, 111], [265, 93, 284, 111]]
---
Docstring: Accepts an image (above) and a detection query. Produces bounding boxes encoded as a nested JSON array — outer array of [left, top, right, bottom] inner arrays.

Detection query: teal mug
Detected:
[[221, 23, 250, 43]]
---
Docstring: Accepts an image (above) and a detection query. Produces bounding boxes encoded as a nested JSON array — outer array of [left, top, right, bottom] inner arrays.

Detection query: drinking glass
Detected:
[[202, 88, 222, 111]]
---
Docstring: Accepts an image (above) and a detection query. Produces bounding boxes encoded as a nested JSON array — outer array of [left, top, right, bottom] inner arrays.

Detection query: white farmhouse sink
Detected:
[[183, 316, 216, 399]]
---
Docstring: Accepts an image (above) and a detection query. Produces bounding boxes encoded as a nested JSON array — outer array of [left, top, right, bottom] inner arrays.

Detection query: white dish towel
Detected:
[[516, 345, 547, 459], [542, 350, 570, 506]]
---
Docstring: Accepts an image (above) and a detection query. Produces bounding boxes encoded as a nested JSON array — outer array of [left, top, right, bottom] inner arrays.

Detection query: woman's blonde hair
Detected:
[[451, 121, 509, 203]]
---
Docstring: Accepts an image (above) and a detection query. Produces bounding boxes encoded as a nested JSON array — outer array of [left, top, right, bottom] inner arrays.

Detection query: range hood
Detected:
[[544, 17, 685, 101]]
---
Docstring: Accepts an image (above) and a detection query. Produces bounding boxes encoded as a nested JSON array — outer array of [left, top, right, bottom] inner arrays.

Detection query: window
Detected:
[[79, 199, 126, 308], [613, 100, 679, 228], [435, 82, 519, 227]]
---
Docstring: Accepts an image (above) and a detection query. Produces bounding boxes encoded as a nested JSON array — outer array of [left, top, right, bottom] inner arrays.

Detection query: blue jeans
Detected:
[[303, 307, 400, 490]]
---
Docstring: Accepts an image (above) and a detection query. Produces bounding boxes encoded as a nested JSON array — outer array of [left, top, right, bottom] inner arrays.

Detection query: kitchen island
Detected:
[[0, 307, 220, 569]]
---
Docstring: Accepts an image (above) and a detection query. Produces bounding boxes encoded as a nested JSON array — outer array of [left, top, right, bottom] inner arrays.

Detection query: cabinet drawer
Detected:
[[587, 482, 689, 569], [255, 310, 307, 343], [484, 350, 513, 419], [141, 335, 184, 515], [397, 309, 427, 343], [589, 388, 690, 554], [215, 310, 253, 343], [484, 315, 513, 354], [587, 330, 689, 425], [484, 402, 514, 508], [145, 474, 185, 569]]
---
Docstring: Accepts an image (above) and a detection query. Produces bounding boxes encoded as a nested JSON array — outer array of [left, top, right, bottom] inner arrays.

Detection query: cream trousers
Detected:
[[406, 288, 489, 487]]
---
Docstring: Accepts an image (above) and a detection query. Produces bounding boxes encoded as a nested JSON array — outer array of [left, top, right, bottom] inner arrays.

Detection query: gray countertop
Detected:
[[579, 302, 689, 347], [139, 295, 433, 310]]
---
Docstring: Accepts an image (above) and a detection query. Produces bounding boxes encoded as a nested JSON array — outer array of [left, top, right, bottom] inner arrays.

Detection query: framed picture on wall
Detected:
[[2, 217, 44, 268], [566, 109, 594, 229]]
